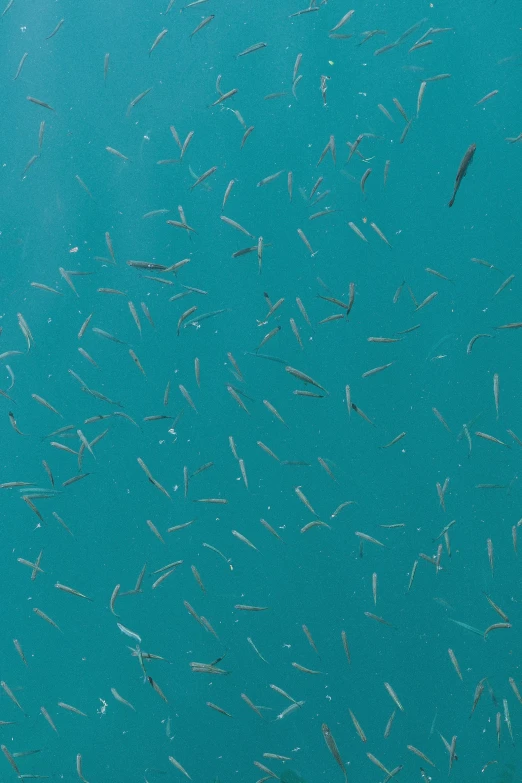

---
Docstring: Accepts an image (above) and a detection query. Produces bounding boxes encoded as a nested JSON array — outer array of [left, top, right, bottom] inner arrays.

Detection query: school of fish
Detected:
[[1, 1, 521, 782]]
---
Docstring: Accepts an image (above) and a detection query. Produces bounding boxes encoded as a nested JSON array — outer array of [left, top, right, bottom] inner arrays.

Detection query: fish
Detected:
[[448, 143, 476, 207], [321, 724, 348, 781]]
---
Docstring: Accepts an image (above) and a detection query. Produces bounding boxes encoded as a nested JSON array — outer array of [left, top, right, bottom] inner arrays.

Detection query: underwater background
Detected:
[[1, 0, 521, 781]]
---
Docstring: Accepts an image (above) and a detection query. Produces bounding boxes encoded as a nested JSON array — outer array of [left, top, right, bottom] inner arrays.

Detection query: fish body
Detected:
[[448, 143, 476, 207]]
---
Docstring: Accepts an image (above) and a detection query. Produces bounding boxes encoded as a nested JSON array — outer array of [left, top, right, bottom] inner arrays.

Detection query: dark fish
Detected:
[[448, 143, 476, 207]]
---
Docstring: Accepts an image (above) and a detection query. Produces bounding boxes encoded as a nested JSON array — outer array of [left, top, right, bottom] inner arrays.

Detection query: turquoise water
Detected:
[[1, 1, 521, 781]]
